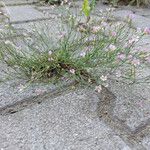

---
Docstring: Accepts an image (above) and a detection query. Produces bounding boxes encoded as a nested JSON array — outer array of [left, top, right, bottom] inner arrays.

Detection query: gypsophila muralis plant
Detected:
[[0, 6, 150, 92]]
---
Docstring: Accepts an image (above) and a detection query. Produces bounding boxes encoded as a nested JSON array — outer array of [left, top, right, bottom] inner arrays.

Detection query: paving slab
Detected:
[[1, 0, 39, 6], [108, 79, 150, 133], [0, 2, 150, 149], [113, 9, 150, 29], [0, 77, 74, 112], [0, 88, 132, 150], [142, 133, 150, 149], [120, 6, 150, 18], [1, 5, 47, 23]]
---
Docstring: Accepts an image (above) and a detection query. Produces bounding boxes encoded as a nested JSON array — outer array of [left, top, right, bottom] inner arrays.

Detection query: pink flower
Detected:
[[131, 59, 140, 66], [128, 39, 134, 44], [35, 89, 46, 95], [111, 31, 117, 37], [144, 27, 150, 35], [69, 69, 75, 74], [126, 13, 135, 21], [117, 54, 126, 60], [137, 101, 144, 107], [109, 44, 116, 51], [123, 43, 129, 48], [92, 26, 101, 33], [101, 21, 108, 27], [127, 55, 133, 60], [59, 32, 66, 39]]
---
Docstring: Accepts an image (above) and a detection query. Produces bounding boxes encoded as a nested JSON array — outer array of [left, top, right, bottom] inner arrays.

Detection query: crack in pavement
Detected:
[[97, 86, 148, 150]]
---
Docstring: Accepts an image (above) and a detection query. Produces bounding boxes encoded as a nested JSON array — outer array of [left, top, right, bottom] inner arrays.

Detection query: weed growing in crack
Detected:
[[0, 6, 150, 91]]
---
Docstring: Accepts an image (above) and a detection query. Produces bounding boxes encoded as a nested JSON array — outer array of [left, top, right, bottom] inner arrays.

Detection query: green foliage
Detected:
[[82, 0, 96, 23], [90, 0, 96, 11], [82, 0, 91, 17], [82, 0, 97, 16], [0, 8, 149, 87]]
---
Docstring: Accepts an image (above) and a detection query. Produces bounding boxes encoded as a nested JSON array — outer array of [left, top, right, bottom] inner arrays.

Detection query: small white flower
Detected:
[[18, 84, 25, 92], [104, 83, 109, 88], [4, 40, 16, 47], [48, 51, 52, 56], [69, 69, 75, 74], [48, 57, 54, 61], [95, 85, 102, 93], [129, 36, 139, 44], [136, 27, 142, 34], [131, 59, 140, 66], [115, 70, 122, 78], [106, 8, 115, 12], [109, 44, 116, 51], [58, 14, 62, 17], [4, 40, 13, 45], [64, 0, 68, 3], [88, 78, 91, 83], [80, 51, 86, 57], [100, 75, 107, 81]]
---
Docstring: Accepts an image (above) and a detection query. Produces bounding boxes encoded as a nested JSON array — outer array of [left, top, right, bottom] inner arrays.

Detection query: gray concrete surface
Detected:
[[0, 0, 150, 149], [0, 0, 39, 6], [0, 78, 74, 110], [108, 79, 150, 132], [1, 5, 47, 23], [0, 89, 132, 150]]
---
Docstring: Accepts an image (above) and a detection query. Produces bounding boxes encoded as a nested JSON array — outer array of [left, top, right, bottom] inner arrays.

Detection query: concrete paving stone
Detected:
[[0, 63, 10, 81], [1, 0, 39, 6], [0, 2, 150, 149], [0, 88, 132, 150], [1, 5, 47, 23], [142, 133, 150, 149], [130, 14, 150, 29], [113, 10, 150, 29], [120, 6, 150, 17], [0, 77, 74, 110], [12, 19, 68, 51], [108, 79, 150, 132], [0, 18, 73, 110], [36, 5, 66, 15], [133, 8, 150, 17], [36, 5, 82, 20], [13, 16, 59, 30]]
